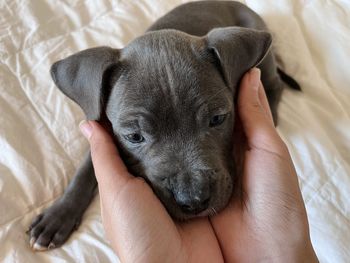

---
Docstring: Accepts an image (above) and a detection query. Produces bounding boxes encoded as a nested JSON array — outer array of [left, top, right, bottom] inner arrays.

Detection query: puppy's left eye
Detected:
[[124, 133, 145, 143], [209, 114, 227, 127]]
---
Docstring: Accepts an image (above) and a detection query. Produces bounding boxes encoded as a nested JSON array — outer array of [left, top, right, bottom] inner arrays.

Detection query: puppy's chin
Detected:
[[171, 207, 220, 221], [170, 209, 210, 221]]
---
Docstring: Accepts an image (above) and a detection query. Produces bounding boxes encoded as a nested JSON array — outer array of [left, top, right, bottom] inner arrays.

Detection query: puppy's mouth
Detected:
[[196, 207, 219, 217], [170, 204, 221, 220]]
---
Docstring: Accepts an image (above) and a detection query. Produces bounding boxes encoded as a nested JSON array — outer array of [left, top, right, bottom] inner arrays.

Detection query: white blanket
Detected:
[[1, 0, 349, 262]]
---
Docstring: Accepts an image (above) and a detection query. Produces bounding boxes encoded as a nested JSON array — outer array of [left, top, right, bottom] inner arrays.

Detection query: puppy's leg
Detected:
[[28, 152, 97, 251]]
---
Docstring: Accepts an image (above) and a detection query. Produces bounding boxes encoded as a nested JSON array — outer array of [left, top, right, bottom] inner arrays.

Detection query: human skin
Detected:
[[79, 68, 318, 262], [209, 69, 319, 262]]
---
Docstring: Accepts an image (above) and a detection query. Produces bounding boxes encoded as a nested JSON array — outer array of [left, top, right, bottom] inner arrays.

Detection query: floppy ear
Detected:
[[50, 47, 120, 120], [206, 27, 272, 89]]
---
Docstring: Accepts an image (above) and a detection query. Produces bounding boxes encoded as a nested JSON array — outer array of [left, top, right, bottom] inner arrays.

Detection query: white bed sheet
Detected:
[[1, 0, 349, 262]]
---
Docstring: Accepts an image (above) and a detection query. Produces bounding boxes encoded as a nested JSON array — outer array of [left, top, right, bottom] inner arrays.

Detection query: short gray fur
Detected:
[[28, 1, 299, 250]]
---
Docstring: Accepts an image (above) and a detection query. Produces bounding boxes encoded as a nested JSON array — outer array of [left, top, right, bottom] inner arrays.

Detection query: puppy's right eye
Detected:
[[124, 133, 145, 144]]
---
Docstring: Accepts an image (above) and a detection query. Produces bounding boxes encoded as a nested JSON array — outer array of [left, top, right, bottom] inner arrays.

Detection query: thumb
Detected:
[[79, 120, 132, 194], [238, 68, 284, 152]]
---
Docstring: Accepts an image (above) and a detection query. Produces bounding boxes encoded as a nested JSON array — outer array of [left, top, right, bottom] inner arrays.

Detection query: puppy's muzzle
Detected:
[[171, 171, 211, 214]]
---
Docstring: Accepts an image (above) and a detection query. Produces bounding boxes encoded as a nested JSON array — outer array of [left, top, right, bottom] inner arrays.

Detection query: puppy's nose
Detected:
[[175, 195, 210, 214]]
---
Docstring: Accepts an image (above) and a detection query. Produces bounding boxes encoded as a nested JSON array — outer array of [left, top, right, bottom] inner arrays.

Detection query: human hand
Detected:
[[210, 68, 318, 262], [79, 121, 223, 263]]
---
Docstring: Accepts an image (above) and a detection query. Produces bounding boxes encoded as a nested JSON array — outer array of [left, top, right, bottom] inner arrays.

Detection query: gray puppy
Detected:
[[28, 0, 299, 251]]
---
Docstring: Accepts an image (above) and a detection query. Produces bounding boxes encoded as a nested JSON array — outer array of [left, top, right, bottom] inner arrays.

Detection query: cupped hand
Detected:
[[79, 120, 223, 263], [210, 68, 318, 262]]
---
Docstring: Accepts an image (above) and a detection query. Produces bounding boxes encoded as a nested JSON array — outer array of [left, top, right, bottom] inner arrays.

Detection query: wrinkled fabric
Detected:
[[0, 0, 349, 262]]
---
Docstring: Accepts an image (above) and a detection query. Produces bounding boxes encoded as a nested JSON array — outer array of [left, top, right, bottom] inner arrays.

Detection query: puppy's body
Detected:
[[28, 1, 299, 250]]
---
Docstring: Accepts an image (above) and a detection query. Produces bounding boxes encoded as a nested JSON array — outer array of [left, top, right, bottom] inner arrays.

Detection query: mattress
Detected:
[[1, 0, 349, 262]]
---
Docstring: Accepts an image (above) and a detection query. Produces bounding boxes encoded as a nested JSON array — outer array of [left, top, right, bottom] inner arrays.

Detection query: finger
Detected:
[[237, 68, 282, 149], [79, 120, 132, 194], [238, 68, 271, 133], [257, 81, 274, 124]]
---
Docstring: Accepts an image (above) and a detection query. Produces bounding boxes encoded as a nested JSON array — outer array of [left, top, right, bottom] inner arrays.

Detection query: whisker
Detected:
[[209, 207, 218, 217]]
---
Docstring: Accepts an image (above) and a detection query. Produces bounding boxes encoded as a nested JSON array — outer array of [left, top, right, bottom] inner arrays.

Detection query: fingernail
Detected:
[[250, 68, 261, 88], [79, 120, 93, 139]]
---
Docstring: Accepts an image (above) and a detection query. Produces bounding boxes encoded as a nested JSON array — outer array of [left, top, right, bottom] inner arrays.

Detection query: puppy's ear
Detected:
[[206, 27, 272, 89], [50, 47, 120, 120]]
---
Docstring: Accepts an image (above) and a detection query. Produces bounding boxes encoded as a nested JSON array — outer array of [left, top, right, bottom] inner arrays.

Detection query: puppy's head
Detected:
[[51, 27, 271, 219]]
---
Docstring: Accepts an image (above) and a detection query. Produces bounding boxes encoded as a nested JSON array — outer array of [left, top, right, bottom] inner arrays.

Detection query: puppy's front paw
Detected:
[[27, 202, 82, 251]]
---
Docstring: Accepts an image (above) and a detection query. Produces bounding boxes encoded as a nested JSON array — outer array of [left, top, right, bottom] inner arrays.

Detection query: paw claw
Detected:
[[48, 242, 56, 250], [29, 237, 36, 248], [33, 242, 48, 251]]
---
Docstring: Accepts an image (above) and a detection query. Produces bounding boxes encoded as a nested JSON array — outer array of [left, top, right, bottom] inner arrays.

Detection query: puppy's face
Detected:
[[106, 31, 235, 219], [51, 28, 271, 219]]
